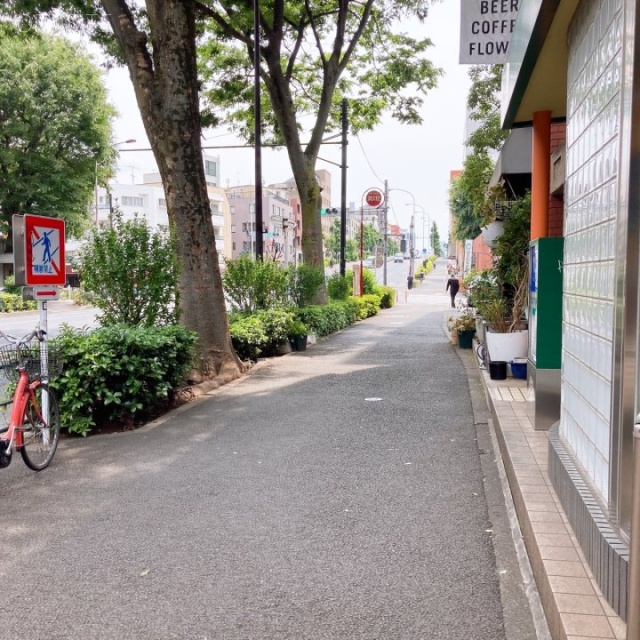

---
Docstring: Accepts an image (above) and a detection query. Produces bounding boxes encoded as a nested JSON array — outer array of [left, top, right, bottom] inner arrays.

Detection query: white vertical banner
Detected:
[[459, 0, 520, 64], [464, 239, 473, 275]]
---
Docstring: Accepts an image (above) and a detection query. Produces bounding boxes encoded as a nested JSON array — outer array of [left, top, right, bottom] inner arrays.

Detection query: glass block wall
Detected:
[[561, 0, 622, 502]]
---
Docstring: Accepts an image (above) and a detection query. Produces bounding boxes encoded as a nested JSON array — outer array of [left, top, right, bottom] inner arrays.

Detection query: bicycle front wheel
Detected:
[[20, 385, 60, 471]]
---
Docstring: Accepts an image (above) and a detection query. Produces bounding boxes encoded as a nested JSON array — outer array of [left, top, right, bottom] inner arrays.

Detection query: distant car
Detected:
[[403, 253, 411, 260], [393, 253, 404, 263], [364, 256, 375, 268]]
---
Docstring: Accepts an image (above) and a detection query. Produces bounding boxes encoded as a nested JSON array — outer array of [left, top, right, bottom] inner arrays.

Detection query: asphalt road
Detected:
[[0, 264, 537, 639]]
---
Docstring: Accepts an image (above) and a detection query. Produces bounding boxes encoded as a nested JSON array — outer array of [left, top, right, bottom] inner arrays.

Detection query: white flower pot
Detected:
[[485, 330, 528, 363]]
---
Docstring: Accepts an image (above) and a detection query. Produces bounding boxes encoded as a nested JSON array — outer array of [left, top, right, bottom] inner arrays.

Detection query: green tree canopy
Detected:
[[0, 26, 115, 237], [198, 0, 443, 287]]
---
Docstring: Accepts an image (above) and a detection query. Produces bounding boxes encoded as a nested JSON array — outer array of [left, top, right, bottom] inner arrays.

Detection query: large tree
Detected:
[[1, 0, 243, 381], [198, 0, 442, 299], [0, 26, 115, 237]]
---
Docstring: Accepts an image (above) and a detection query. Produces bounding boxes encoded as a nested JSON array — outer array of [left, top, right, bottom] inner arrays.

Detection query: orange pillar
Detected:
[[531, 111, 551, 240]]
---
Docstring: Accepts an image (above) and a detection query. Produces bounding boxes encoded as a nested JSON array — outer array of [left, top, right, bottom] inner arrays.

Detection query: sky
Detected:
[[104, 1, 471, 248]]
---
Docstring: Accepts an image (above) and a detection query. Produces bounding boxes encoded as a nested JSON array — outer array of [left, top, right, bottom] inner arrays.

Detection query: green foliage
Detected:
[[352, 294, 382, 319], [229, 308, 295, 360], [373, 285, 396, 309], [49, 324, 197, 436], [449, 153, 494, 241], [430, 222, 442, 256], [199, 2, 441, 141], [327, 273, 352, 301], [79, 212, 179, 327], [0, 292, 37, 312], [295, 301, 361, 338], [491, 193, 531, 288], [325, 219, 359, 262], [466, 65, 508, 154], [228, 315, 269, 361], [1, 275, 20, 295], [0, 28, 115, 237], [223, 255, 289, 313], [362, 268, 377, 295], [287, 264, 325, 308], [287, 318, 308, 338]]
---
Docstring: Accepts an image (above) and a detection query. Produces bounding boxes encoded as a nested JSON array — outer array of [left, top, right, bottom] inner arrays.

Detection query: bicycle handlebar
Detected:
[[0, 329, 47, 346]]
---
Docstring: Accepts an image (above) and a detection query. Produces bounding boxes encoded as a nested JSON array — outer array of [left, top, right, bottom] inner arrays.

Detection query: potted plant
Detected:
[[447, 311, 477, 349], [287, 318, 309, 352]]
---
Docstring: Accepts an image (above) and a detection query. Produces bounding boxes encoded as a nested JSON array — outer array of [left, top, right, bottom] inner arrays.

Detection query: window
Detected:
[[210, 203, 219, 214], [233, 242, 236, 251], [158, 198, 166, 207], [230, 206, 235, 215], [121, 196, 144, 207], [231, 225, 236, 233], [205, 160, 217, 177], [242, 222, 247, 232]]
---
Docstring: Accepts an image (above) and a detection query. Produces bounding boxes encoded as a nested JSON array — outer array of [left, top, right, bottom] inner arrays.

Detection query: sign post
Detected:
[[12, 214, 66, 385]]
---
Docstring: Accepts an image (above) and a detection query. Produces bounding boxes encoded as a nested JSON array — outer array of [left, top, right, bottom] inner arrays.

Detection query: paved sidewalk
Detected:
[[474, 352, 626, 640]]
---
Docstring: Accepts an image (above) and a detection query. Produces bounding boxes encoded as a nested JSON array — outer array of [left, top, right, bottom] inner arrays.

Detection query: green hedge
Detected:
[[229, 308, 295, 361], [50, 324, 197, 436], [0, 293, 37, 312]]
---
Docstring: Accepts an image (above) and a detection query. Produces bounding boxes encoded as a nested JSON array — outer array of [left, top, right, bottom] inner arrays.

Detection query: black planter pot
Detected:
[[291, 335, 308, 351]]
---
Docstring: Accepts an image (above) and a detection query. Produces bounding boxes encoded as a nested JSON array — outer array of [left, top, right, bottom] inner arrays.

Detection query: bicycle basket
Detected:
[[0, 342, 63, 382]]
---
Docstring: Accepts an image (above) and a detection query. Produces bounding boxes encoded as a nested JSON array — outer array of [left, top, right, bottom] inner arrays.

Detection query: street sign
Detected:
[[364, 189, 384, 208], [15, 215, 66, 286], [22, 285, 60, 301]]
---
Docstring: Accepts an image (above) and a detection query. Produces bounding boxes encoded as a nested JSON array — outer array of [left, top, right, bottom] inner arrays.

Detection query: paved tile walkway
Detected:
[[479, 365, 626, 640]]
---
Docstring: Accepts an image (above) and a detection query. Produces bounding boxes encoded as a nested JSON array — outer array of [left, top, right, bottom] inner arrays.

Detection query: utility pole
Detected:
[[409, 211, 415, 276], [340, 99, 348, 276], [253, 0, 263, 260]]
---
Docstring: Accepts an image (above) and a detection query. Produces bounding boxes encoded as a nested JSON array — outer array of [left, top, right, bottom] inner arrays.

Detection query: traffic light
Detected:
[[321, 207, 339, 216], [400, 234, 407, 253]]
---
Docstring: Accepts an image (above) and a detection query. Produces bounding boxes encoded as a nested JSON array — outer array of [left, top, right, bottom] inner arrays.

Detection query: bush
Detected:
[[0, 292, 37, 312], [223, 254, 289, 313], [79, 212, 179, 327], [229, 308, 295, 360], [49, 324, 197, 436], [327, 273, 351, 300], [373, 285, 395, 309], [287, 264, 325, 307], [352, 294, 381, 319], [296, 300, 360, 337], [229, 314, 269, 361]]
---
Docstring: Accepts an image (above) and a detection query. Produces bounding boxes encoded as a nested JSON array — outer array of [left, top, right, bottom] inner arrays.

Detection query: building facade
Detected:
[[502, 0, 638, 620]]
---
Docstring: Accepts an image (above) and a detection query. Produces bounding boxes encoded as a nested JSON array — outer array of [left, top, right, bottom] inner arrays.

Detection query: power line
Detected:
[[354, 133, 385, 185]]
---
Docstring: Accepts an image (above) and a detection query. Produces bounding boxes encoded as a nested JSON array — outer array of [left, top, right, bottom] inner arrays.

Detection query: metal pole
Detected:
[[359, 204, 364, 296], [340, 99, 348, 277], [253, 0, 263, 261], [94, 162, 99, 227], [627, 422, 640, 639], [39, 302, 49, 427], [409, 210, 415, 276], [383, 179, 388, 285]]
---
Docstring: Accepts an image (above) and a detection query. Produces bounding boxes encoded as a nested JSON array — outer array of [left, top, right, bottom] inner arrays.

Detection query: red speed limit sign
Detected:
[[364, 189, 384, 208]]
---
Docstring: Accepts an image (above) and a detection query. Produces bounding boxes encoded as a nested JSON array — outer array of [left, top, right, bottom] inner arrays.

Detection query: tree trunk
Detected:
[[103, 0, 242, 382]]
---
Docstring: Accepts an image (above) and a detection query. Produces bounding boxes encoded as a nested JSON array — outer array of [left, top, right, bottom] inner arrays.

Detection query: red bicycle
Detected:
[[0, 329, 61, 471]]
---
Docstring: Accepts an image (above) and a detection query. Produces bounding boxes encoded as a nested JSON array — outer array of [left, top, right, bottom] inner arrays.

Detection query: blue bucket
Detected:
[[510, 359, 527, 380]]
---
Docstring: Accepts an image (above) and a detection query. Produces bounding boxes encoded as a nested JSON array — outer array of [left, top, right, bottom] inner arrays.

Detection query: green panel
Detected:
[[529, 237, 564, 369]]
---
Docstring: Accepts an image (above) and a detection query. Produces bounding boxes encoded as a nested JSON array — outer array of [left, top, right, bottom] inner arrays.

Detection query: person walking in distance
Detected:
[[446, 274, 460, 308], [407, 273, 414, 290]]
